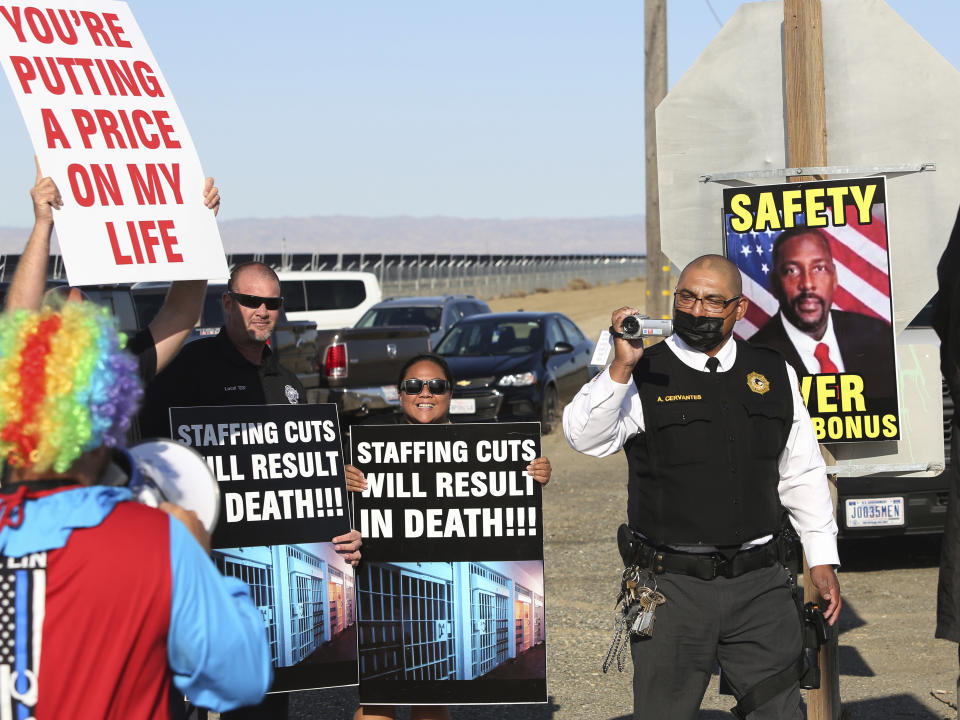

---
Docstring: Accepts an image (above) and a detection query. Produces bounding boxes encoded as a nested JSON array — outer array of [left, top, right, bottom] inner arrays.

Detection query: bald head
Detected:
[[679, 254, 742, 297], [228, 262, 280, 295]]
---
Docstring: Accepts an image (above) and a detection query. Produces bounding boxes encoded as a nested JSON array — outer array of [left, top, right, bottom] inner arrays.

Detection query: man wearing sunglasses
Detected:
[[140, 261, 362, 719], [563, 254, 840, 720], [140, 262, 302, 432]]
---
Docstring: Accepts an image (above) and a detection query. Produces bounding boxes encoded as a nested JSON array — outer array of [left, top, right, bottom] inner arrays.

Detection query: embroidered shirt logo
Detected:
[[747, 372, 770, 395], [284, 385, 300, 404], [656, 394, 703, 403]]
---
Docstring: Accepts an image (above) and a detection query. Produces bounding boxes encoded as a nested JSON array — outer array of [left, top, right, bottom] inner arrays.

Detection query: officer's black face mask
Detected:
[[673, 309, 726, 352]]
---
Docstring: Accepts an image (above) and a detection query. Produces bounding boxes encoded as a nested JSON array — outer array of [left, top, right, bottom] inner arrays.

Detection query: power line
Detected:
[[704, 0, 723, 27]]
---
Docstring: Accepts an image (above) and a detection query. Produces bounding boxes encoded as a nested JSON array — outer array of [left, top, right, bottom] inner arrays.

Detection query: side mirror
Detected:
[[549, 341, 574, 355]]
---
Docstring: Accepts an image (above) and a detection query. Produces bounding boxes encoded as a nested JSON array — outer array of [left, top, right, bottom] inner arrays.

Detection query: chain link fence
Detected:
[[2, 252, 646, 299], [231, 253, 646, 298]]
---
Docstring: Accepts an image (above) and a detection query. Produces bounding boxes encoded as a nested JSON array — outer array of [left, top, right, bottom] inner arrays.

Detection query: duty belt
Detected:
[[617, 524, 780, 581]]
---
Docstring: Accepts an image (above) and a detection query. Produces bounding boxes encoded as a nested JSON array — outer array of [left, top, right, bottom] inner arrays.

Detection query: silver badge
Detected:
[[386, 343, 397, 359], [284, 384, 299, 404]]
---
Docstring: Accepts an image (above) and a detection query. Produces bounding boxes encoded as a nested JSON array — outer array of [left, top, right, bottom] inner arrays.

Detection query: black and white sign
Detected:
[[353, 422, 543, 562], [353, 423, 547, 705], [169, 404, 351, 548]]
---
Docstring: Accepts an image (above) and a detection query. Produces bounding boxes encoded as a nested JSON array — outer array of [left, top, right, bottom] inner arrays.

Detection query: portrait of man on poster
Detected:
[[748, 225, 897, 395]]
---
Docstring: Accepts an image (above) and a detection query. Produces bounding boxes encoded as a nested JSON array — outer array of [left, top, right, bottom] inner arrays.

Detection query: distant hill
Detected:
[[218, 215, 645, 255], [0, 215, 646, 256]]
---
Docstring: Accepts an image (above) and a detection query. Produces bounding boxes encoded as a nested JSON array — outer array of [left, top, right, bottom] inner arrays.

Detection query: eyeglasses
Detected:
[[673, 290, 741, 314], [228, 291, 283, 311], [400, 378, 450, 395]]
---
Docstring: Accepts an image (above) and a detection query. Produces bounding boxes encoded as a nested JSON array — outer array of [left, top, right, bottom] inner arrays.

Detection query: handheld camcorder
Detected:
[[618, 314, 674, 340], [103, 439, 221, 534]]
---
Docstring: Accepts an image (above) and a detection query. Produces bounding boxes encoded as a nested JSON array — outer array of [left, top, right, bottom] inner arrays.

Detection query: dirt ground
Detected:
[[289, 278, 959, 719], [486, 276, 651, 342]]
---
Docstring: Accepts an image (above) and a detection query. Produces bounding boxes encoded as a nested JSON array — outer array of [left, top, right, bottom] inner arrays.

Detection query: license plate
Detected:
[[449, 398, 476, 415], [845, 497, 904, 528], [381, 385, 399, 403]]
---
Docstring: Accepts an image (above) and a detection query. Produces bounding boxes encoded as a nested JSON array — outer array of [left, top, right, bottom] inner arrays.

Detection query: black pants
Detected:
[[630, 563, 802, 720]]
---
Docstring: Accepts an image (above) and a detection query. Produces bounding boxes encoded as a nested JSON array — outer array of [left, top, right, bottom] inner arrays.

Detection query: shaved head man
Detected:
[[563, 255, 840, 720], [223, 262, 283, 361], [139, 261, 362, 718], [669, 254, 747, 355]]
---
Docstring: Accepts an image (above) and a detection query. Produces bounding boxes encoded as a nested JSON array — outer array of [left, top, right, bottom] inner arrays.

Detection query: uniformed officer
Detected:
[[140, 261, 361, 720], [139, 261, 308, 430], [563, 254, 841, 719]]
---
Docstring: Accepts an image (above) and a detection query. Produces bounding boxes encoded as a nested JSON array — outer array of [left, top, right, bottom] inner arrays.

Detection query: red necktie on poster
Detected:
[[814, 343, 839, 374]]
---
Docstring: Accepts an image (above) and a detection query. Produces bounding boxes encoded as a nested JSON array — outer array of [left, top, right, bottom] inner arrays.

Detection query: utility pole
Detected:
[[784, 0, 841, 717], [644, 0, 670, 319]]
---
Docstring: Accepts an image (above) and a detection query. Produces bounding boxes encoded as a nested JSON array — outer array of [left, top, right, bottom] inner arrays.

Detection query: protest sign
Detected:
[[352, 422, 547, 705], [170, 403, 356, 692], [0, 1, 228, 284], [725, 177, 900, 442]]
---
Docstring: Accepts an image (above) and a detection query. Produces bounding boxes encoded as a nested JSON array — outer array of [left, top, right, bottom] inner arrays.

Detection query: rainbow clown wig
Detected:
[[0, 301, 142, 473]]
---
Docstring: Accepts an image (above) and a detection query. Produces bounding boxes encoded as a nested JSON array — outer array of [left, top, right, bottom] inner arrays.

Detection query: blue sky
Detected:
[[0, 1, 956, 225]]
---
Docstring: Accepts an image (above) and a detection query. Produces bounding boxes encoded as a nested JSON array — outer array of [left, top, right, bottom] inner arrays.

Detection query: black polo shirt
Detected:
[[126, 327, 157, 384], [138, 327, 306, 439]]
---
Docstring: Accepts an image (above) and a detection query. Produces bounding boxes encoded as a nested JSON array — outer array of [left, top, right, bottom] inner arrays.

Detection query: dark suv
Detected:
[[354, 295, 490, 349]]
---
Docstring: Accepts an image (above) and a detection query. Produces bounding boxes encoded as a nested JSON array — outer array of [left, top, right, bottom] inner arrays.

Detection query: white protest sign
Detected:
[[0, 1, 228, 284]]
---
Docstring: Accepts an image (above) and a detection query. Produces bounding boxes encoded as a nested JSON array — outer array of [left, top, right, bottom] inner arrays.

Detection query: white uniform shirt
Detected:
[[779, 311, 845, 374], [562, 333, 839, 567]]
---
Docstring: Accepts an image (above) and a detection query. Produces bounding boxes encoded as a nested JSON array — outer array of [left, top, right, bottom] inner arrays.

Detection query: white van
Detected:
[[276, 271, 381, 330]]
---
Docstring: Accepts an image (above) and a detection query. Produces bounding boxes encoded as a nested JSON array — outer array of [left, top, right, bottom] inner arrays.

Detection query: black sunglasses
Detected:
[[400, 378, 450, 395], [228, 291, 283, 310]]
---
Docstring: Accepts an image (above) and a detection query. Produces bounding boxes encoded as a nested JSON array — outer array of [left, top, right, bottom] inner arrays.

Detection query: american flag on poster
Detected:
[[727, 207, 893, 339]]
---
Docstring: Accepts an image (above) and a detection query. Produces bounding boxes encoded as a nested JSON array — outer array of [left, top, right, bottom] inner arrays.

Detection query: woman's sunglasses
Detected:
[[400, 378, 450, 395], [228, 291, 283, 310]]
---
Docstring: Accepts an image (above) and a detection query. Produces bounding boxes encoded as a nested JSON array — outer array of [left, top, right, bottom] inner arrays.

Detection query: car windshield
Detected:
[[356, 306, 442, 331], [436, 319, 543, 356], [134, 288, 226, 328], [132, 291, 165, 327]]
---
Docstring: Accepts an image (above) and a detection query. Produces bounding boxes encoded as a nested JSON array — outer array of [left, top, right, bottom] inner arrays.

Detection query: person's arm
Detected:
[[149, 280, 207, 373], [148, 178, 220, 373], [776, 362, 842, 623], [166, 515, 272, 711], [6, 158, 62, 311], [562, 306, 646, 457]]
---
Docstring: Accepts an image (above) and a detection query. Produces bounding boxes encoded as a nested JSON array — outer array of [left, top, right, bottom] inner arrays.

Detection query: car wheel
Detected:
[[540, 384, 559, 435]]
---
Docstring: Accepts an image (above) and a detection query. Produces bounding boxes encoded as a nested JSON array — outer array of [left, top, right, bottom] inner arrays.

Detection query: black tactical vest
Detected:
[[624, 339, 792, 546]]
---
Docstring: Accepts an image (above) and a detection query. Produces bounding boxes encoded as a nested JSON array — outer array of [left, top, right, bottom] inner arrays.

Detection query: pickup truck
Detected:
[[130, 282, 322, 402], [315, 325, 431, 422]]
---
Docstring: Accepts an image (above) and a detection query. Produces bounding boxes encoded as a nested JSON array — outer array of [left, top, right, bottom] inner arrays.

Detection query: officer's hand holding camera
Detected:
[[610, 306, 646, 384]]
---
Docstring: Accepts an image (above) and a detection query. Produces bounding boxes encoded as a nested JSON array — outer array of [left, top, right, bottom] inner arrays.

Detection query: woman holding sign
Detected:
[[346, 353, 551, 720]]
